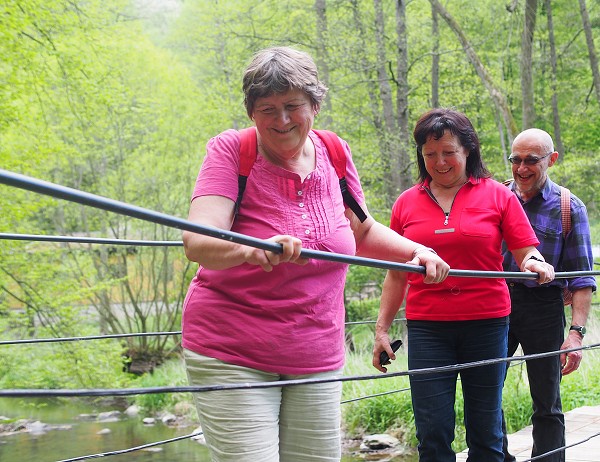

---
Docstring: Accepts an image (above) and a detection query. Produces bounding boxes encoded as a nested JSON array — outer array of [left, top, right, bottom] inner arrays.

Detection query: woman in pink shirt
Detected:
[[182, 47, 449, 462]]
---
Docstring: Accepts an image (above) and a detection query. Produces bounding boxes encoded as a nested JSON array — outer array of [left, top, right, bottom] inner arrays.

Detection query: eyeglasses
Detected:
[[507, 152, 552, 166]]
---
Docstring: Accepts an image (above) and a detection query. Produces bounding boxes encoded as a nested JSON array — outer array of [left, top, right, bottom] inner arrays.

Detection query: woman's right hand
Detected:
[[372, 332, 394, 373], [245, 234, 309, 272]]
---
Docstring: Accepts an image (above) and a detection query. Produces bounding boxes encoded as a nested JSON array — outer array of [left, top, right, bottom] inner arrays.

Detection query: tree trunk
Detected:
[[350, 0, 384, 134], [521, 0, 537, 128], [394, 0, 412, 194], [545, 0, 565, 158], [429, 0, 518, 142], [314, 0, 333, 128], [431, 3, 440, 108], [373, 0, 401, 205], [578, 0, 600, 106], [374, 0, 395, 135]]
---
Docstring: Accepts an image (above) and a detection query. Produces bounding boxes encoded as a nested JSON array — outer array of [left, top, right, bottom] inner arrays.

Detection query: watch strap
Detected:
[[569, 325, 586, 337]]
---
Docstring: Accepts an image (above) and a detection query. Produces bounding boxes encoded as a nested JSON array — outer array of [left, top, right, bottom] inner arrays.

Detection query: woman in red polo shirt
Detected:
[[372, 108, 555, 462]]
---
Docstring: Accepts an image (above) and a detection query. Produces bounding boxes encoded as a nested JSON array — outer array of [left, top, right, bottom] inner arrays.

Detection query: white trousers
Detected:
[[184, 349, 342, 462]]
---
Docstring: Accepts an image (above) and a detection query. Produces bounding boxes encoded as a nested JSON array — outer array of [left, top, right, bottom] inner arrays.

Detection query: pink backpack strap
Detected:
[[559, 186, 573, 305], [560, 186, 571, 237], [313, 130, 367, 223], [236, 127, 258, 216]]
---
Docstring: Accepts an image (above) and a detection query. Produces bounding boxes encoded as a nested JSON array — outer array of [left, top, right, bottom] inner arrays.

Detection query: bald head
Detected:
[[512, 128, 555, 154], [510, 128, 559, 201]]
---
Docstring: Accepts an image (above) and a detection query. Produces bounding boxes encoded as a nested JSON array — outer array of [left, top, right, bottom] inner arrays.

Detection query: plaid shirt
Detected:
[[502, 178, 597, 291]]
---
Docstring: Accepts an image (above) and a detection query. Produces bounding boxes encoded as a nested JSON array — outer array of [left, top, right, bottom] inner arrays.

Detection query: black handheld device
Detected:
[[379, 339, 403, 366]]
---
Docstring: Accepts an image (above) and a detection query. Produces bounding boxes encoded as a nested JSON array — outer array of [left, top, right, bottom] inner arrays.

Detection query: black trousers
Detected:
[[503, 283, 566, 462]]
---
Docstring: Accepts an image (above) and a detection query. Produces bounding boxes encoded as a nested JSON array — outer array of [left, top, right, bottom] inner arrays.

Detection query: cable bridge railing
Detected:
[[1, 168, 599, 462]]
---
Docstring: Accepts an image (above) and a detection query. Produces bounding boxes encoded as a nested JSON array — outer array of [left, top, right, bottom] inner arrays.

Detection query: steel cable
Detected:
[[1, 343, 598, 398], [0, 320, 404, 346]]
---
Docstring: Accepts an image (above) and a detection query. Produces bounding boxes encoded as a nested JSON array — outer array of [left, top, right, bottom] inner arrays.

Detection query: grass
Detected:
[[129, 357, 197, 419]]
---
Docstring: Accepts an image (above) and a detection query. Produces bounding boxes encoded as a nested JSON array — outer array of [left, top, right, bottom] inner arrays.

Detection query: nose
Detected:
[[434, 154, 446, 166], [276, 108, 291, 124]]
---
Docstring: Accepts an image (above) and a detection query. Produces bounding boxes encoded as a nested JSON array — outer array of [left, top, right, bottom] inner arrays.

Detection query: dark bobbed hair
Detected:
[[242, 46, 328, 118], [413, 108, 491, 183]]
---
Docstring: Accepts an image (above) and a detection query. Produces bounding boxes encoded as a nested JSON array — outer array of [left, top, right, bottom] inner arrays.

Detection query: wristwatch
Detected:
[[569, 325, 586, 337], [528, 255, 545, 263]]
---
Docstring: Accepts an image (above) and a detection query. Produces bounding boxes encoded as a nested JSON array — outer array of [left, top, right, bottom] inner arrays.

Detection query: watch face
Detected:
[[571, 326, 586, 335]]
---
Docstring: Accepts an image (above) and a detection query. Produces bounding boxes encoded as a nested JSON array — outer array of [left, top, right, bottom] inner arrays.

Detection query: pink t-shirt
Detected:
[[391, 177, 539, 321], [182, 129, 365, 374]]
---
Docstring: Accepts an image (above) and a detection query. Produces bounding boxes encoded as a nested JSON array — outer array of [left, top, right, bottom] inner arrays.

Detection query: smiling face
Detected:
[[421, 131, 469, 189], [252, 88, 317, 162], [510, 129, 558, 201]]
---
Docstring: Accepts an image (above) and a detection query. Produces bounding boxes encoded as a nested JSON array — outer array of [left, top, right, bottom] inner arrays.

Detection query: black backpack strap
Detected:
[[313, 130, 368, 223]]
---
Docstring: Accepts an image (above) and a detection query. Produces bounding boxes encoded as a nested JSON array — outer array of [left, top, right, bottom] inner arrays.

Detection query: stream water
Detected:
[[0, 398, 415, 461], [0, 398, 212, 461]]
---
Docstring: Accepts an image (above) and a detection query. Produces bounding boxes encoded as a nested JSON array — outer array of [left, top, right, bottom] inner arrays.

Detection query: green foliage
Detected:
[[551, 151, 600, 219], [343, 352, 415, 441], [345, 266, 386, 304], [345, 296, 381, 322], [130, 357, 193, 415], [0, 336, 131, 390]]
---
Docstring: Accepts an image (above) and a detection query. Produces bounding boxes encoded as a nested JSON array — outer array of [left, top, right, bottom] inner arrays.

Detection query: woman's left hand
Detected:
[[253, 235, 309, 272]]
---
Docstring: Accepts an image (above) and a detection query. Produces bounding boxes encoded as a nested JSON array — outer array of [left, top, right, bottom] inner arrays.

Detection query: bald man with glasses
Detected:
[[501, 128, 596, 462]]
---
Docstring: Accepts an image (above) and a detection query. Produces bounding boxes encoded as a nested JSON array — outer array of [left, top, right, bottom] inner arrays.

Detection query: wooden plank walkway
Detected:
[[457, 405, 600, 461]]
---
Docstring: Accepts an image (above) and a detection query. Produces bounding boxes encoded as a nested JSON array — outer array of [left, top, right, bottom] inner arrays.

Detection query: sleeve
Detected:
[[563, 197, 597, 291], [191, 129, 241, 203], [501, 190, 540, 251], [389, 195, 406, 235]]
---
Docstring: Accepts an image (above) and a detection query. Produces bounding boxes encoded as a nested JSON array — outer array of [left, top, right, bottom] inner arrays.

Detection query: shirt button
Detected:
[[297, 190, 303, 196], [301, 214, 307, 219], [299, 203, 304, 208], [305, 229, 310, 235]]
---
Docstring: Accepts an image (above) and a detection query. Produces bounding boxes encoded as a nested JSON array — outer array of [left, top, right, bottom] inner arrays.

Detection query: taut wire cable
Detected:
[[1, 343, 597, 398], [0, 320, 404, 346], [0, 233, 182, 246]]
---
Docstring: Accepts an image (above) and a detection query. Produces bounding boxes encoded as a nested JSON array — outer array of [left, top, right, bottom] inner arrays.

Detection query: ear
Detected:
[[548, 151, 559, 167]]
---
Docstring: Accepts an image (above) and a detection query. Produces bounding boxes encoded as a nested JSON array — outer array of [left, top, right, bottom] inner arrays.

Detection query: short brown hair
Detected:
[[242, 47, 328, 118]]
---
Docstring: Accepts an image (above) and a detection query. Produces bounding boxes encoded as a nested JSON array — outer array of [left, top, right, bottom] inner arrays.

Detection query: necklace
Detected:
[[427, 180, 468, 226]]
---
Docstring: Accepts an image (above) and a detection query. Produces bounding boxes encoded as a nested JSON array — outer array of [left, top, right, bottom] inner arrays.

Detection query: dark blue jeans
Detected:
[[408, 318, 508, 462], [503, 283, 566, 462]]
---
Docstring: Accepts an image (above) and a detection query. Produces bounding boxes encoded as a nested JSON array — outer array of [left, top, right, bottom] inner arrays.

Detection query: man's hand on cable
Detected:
[[245, 235, 309, 272], [408, 247, 451, 284]]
